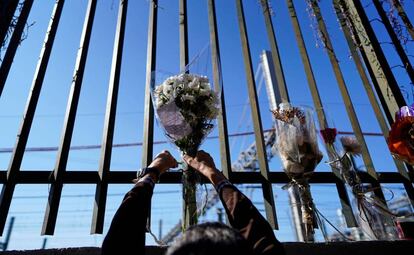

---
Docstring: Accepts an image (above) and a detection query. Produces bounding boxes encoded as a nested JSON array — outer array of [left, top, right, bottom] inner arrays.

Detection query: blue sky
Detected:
[[0, 0, 413, 250]]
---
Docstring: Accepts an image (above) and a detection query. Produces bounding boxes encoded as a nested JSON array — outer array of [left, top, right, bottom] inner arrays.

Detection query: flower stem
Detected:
[[182, 163, 197, 231]]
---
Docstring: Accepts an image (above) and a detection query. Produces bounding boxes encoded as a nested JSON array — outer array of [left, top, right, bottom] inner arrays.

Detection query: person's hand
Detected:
[[148, 150, 178, 175], [183, 150, 226, 185]]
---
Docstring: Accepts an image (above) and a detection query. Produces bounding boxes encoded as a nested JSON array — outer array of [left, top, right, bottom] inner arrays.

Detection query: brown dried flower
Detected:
[[271, 107, 306, 125]]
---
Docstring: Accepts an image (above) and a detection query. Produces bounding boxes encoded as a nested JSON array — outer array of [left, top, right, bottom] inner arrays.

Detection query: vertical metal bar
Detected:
[[285, 0, 356, 228], [308, 0, 387, 202], [179, 0, 188, 72], [343, 0, 406, 123], [0, 0, 64, 236], [260, 0, 289, 103], [207, 0, 232, 179], [42, 0, 97, 235], [372, 1, 414, 86], [141, 0, 157, 171], [392, 0, 414, 41], [142, 0, 158, 234], [179, 0, 197, 230], [91, 0, 127, 234], [0, 0, 34, 97], [0, 0, 19, 47], [334, 0, 414, 208], [235, 0, 277, 229]]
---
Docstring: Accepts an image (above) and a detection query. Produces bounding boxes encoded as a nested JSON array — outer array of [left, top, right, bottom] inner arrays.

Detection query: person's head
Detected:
[[166, 222, 253, 255]]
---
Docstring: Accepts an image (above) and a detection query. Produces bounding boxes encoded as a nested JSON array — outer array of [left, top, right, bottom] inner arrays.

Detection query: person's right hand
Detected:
[[183, 150, 226, 185]]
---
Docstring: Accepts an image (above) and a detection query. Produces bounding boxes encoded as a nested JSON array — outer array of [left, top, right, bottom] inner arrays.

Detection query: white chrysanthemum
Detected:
[[188, 79, 199, 89], [199, 76, 209, 83], [163, 85, 173, 97], [156, 99, 164, 108], [207, 105, 220, 119], [181, 94, 195, 103]]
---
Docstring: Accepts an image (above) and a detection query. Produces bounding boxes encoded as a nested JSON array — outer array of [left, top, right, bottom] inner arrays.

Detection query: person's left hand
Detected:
[[148, 150, 178, 175]]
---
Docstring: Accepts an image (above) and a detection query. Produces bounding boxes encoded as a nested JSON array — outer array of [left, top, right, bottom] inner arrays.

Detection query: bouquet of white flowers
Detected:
[[153, 73, 219, 156], [272, 103, 323, 242], [152, 62, 220, 230]]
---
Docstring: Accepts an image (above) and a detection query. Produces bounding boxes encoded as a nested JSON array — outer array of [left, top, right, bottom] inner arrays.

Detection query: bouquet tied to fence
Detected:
[[272, 103, 323, 242], [152, 64, 220, 230], [153, 73, 219, 156], [321, 128, 399, 240], [388, 104, 414, 165]]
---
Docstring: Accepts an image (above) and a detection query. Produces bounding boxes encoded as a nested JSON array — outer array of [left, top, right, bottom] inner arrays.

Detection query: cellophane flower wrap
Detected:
[[322, 129, 399, 240], [320, 128, 360, 191], [272, 103, 322, 177], [272, 103, 323, 242], [388, 105, 414, 165], [153, 73, 219, 156], [152, 68, 220, 231]]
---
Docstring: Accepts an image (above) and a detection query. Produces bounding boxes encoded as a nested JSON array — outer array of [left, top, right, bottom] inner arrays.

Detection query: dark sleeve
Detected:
[[218, 184, 285, 255], [101, 180, 153, 255]]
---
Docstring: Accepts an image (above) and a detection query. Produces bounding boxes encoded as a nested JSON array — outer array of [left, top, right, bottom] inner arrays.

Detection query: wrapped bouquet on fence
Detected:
[[388, 104, 414, 165], [272, 103, 323, 242], [152, 70, 220, 230], [153, 73, 219, 155], [321, 127, 399, 240]]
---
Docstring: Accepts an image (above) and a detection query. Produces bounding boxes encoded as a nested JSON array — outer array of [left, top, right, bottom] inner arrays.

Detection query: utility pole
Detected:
[[217, 208, 224, 223], [0, 216, 14, 251], [158, 219, 162, 241], [42, 238, 47, 249]]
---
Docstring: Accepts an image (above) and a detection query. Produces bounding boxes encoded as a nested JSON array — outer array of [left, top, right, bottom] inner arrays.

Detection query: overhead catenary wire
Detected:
[[0, 129, 383, 154]]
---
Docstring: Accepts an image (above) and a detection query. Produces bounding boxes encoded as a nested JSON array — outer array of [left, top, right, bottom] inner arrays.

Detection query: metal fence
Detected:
[[0, 0, 413, 240]]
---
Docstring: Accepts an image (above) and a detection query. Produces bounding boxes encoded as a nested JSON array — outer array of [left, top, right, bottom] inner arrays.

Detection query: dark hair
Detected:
[[166, 222, 253, 255]]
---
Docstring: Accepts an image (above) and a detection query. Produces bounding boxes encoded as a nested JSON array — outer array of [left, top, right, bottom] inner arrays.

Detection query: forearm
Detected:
[[101, 176, 155, 255], [212, 173, 284, 255]]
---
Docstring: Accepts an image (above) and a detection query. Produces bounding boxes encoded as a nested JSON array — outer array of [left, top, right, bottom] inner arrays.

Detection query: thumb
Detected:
[[182, 154, 192, 164]]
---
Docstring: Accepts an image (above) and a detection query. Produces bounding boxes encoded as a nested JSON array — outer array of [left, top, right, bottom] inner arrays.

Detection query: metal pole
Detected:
[[392, 0, 414, 41], [343, 0, 406, 123], [285, 0, 356, 228], [142, 0, 158, 234], [179, 0, 197, 230], [179, 0, 189, 73], [235, 0, 277, 229], [207, 0, 232, 179], [141, 0, 157, 176], [0, 0, 65, 236], [372, 0, 414, 86], [288, 185, 305, 242], [260, 0, 289, 103], [0, 0, 19, 47], [91, 0, 128, 234], [0, 0, 34, 97], [42, 0, 97, 235]]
